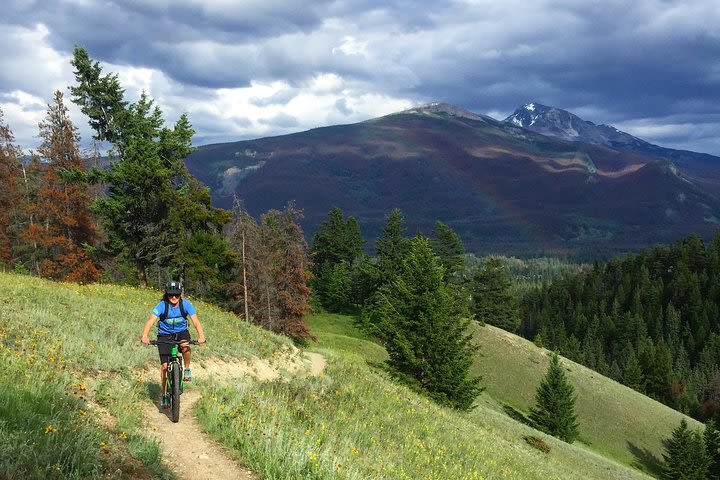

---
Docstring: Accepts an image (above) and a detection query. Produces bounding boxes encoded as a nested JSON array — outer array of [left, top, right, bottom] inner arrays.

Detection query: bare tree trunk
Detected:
[[20, 164, 39, 274], [242, 231, 249, 322], [266, 284, 272, 330], [136, 258, 148, 287]]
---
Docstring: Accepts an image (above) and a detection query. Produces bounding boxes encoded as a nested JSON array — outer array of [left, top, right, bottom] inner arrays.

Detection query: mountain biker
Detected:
[[140, 280, 206, 409]]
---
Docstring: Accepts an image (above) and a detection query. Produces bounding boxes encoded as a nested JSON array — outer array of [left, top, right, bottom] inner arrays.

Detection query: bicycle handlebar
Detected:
[[148, 339, 205, 346]]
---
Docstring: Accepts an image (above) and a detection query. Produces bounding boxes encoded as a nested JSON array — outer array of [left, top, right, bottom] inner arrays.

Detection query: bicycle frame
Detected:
[[149, 339, 199, 423]]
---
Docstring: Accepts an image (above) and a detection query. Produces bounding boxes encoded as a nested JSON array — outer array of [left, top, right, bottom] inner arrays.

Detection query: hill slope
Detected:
[[0, 272, 689, 479], [186, 103, 720, 256], [306, 313, 702, 478]]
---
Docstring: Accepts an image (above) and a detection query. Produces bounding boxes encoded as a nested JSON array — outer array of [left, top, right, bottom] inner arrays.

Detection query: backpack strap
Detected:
[[159, 299, 169, 321], [158, 298, 189, 322]]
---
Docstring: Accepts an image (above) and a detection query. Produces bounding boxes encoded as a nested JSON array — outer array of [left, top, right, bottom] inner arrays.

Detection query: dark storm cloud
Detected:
[[1, 0, 720, 155]]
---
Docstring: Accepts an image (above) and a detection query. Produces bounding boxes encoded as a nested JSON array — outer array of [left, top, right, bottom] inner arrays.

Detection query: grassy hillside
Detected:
[[471, 324, 703, 476], [0, 272, 290, 479], [305, 313, 702, 478], [0, 272, 696, 479]]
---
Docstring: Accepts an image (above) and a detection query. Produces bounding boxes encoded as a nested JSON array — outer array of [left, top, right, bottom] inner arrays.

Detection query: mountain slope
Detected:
[[186, 103, 720, 256], [303, 312, 700, 478], [505, 102, 720, 194], [3, 271, 663, 479]]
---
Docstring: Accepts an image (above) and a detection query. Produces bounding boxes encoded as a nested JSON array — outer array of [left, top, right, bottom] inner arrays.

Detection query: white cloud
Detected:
[[332, 36, 368, 57]]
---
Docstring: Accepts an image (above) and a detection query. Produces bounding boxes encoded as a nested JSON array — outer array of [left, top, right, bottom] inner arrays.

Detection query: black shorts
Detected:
[[157, 330, 191, 364]]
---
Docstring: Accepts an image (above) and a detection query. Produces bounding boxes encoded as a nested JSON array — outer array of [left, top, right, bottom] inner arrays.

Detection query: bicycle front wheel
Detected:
[[171, 364, 181, 423]]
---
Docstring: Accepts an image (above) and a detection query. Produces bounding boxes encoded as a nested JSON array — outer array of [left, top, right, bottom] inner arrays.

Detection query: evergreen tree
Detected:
[[364, 235, 481, 410], [261, 203, 313, 340], [310, 207, 364, 270], [69, 47, 231, 292], [705, 419, 720, 480], [25, 90, 101, 283], [662, 419, 709, 480], [529, 353, 580, 443], [471, 257, 519, 332], [622, 346, 644, 392], [430, 221, 465, 283], [227, 201, 313, 341], [375, 208, 408, 282], [0, 108, 22, 267], [309, 207, 364, 310]]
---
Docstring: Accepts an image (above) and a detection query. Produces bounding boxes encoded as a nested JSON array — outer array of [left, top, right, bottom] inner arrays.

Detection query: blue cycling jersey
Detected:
[[152, 298, 196, 335]]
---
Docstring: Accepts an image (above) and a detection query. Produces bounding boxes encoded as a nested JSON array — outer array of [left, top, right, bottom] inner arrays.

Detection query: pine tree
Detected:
[[227, 201, 313, 340], [261, 203, 313, 340], [26, 90, 101, 283], [705, 419, 720, 480], [364, 235, 481, 410], [69, 47, 231, 290], [375, 208, 408, 282], [471, 257, 519, 331], [0, 108, 22, 267], [430, 221, 465, 283], [662, 419, 709, 480], [529, 353, 580, 443], [309, 207, 364, 310], [622, 346, 644, 392], [310, 207, 364, 270]]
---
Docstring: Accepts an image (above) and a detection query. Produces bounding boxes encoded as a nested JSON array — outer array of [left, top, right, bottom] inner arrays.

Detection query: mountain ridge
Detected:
[[185, 103, 720, 257]]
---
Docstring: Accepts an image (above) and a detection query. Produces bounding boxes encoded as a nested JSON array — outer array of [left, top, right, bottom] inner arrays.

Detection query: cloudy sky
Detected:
[[2, 0, 720, 156]]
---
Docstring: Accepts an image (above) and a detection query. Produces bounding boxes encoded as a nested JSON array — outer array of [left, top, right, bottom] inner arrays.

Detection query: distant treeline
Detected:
[[522, 232, 720, 420]]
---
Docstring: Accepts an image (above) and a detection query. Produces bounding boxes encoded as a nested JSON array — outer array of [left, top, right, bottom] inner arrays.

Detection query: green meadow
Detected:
[[0, 271, 698, 479]]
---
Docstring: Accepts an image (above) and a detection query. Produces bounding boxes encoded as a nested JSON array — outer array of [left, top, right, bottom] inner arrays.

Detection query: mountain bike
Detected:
[[150, 339, 200, 423]]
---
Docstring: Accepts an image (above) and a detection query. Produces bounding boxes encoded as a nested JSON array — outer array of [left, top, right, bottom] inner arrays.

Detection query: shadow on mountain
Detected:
[[627, 441, 663, 477], [502, 404, 531, 426]]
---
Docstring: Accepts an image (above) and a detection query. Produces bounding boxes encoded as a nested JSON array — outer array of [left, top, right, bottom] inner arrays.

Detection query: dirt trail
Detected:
[[142, 390, 257, 480], [140, 350, 326, 480]]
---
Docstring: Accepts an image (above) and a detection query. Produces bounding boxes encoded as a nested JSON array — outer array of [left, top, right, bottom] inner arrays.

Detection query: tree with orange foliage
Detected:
[[227, 201, 313, 341], [25, 91, 101, 283], [261, 203, 313, 341], [0, 108, 22, 267]]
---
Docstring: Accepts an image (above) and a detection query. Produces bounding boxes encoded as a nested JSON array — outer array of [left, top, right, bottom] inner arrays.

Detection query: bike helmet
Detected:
[[164, 280, 183, 296]]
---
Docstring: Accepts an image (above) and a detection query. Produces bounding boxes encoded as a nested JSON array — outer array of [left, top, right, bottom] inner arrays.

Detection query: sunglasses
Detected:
[[168, 293, 181, 297]]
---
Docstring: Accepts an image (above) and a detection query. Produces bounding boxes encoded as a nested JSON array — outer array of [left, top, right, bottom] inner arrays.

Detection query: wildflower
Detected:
[[98, 442, 106, 448], [79, 409, 87, 416], [118, 431, 127, 440], [45, 425, 58, 433]]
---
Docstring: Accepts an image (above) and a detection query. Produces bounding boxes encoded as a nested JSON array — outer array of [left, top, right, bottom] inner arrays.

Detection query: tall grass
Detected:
[[0, 272, 288, 479], [0, 272, 665, 479], [192, 312, 652, 480]]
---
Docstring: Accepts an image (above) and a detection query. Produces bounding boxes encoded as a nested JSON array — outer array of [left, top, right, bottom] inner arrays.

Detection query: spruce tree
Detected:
[[471, 257, 519, 332], [375, 208, 408, 282], [0, 108, 22, 266], [529, 353, 580, 443], [662, 419, 709, 480], [309, 207, 364, 310], [70, 46, 232, 293], [28, 90, 101, 283], [430, 220, 465, 283], [706, 419, 720, 480], [364, 235, 481, 410]]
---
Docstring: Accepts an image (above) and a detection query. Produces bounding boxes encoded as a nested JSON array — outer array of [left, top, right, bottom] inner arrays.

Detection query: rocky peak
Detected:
[[403, 102, 486, 121]]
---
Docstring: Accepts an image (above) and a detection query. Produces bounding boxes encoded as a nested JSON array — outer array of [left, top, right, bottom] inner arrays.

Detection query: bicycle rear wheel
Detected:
[[171, 364, 181, 423]]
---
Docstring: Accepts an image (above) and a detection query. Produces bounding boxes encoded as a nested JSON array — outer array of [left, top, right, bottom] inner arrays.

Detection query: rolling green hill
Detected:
[[305, 313, 703, 478], [0, 272, 699, 479]]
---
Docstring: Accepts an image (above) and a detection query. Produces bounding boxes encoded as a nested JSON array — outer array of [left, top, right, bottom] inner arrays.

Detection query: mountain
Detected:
[[504, 102, 720, 194], [185, 102, 720, 256]]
